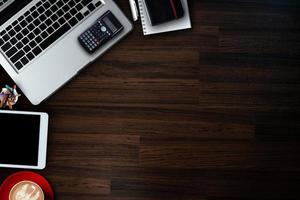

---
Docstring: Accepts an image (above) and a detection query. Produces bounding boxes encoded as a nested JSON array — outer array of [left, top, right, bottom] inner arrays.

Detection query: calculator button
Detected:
[[101, 26, 107, 32]]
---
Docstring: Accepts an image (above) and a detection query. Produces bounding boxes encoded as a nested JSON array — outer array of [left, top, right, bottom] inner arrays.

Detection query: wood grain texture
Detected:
[[1, 0, 300, 199]]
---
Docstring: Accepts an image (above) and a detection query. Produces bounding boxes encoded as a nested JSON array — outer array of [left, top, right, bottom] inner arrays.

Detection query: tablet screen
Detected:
[[0, 113, 40, 166]]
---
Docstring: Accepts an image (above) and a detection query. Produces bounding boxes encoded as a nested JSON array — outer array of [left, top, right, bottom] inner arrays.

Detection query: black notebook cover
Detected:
[[144, 0, 184, 26]]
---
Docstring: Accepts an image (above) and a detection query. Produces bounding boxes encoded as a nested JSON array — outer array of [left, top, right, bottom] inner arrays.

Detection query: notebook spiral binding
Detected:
[[138, 0, 147, 34]]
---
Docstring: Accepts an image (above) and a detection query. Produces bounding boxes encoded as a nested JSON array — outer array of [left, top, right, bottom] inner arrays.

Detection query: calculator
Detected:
[[78, 11, 124, 54]]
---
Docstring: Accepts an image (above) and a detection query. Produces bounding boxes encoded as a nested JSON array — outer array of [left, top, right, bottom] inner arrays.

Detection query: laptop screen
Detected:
[[0, 0, 32, 26]]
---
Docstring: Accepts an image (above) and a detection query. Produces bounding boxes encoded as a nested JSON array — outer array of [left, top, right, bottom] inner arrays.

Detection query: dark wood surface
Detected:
[[1, 0, 300, 199]]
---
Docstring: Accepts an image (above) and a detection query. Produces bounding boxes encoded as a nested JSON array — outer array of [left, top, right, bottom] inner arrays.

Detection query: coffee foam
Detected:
[[9, 181, 44, 200]]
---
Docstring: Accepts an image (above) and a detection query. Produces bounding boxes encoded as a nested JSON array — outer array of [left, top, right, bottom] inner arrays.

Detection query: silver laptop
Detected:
[[0, 0, 133, 105]]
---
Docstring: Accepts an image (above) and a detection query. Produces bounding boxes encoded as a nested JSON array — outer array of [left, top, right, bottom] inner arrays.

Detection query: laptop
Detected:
[[0, 0, 133, 105]]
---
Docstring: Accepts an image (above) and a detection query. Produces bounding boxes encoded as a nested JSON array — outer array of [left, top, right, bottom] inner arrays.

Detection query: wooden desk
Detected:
[[1, 0, 300, 199]]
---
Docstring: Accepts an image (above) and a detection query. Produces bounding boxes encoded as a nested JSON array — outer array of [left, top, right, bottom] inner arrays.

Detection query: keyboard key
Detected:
[[21, 28, 29, 35], [83, 10, 90, 16], [20, 20, 28, 27], [36, 1, 42, 7], [75, 13, 84, 21], [37, 6, 45, 13], [33, 19, 41, 26], [57, 0, 63, 7], [21, 37, 29, 44], [32, 46, 42, 56], [6, 46, 17, 57], [39, 23, 47, 30], [10, 37, 17, 45], [52, 22, 60, 29], [26, 15, 33, 23], [39, 14, 47, 22], [70, 8, 77, 15], [26, 52, 35, 60], [29, 40, 37, 48], [1, 42, 12, 52], [0, 38, 4, 46], [32, 11, 39, 18], [51, 13, 58, 21], [24, 11, 30, 16], [75, 3, 83, 11], [40, 23, 71, 50], [15, 61, 23, 70], [6, 25, 12, 31], [41, 32, 48, 39], [30, 5, 36, 12], [16, 42, 23, 49], [24, 45, 31, 53], [28, 23, 35, 31], [69, 17, 78, 26], [62, 4, 69, 12], [64, 13, 71, 20], [14, 24, 22, 32], [12, 20, 18, 26], [46, 26, 54, 34], [16, 33, 23, 40], [17, 15, 24, 22], [11, 50, 25, 63], [68, 0, 75, 8], [8, 29, 16, 37], [0, 30, 6, 36], [87, 3, 95, 12], [28, 32, 35, 40], [35, 35, 43, 43], [20, 56, 29, 65], [58, 17, 66, 25], [33, 28, 41, 35], [45, 19, 52, 26], [3, 34, 10, 41], [43, 2, 50, 8], [50, 5, 58, 12], [57, 9, 64, 17], [95, 1, 102, 7], [45, 9, 52, 17]]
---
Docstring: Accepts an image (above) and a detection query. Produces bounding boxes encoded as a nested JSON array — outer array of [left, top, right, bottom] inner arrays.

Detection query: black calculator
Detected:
[[78, 11, 124, 54]]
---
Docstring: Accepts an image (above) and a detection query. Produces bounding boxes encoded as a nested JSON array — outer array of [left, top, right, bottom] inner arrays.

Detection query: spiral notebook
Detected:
[[138, 0, 191, 35]]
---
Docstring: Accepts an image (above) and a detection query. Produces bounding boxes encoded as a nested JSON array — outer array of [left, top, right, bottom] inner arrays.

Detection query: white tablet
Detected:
[[0, 110, 49, 170]]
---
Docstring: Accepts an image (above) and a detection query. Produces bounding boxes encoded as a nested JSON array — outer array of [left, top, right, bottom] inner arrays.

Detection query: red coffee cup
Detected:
[[0, 171, 54, 200]]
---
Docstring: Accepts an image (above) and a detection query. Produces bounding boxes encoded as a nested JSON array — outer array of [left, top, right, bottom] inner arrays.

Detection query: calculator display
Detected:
[[103, 17, 117, 33]]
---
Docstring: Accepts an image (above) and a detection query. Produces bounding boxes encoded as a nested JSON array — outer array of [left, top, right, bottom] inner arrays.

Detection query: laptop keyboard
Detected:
[[0, 0, 104, 71]]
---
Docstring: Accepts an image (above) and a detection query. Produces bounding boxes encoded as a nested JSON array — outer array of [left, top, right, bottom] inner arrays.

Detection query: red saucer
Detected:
[[0, 171, 54, 200]]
